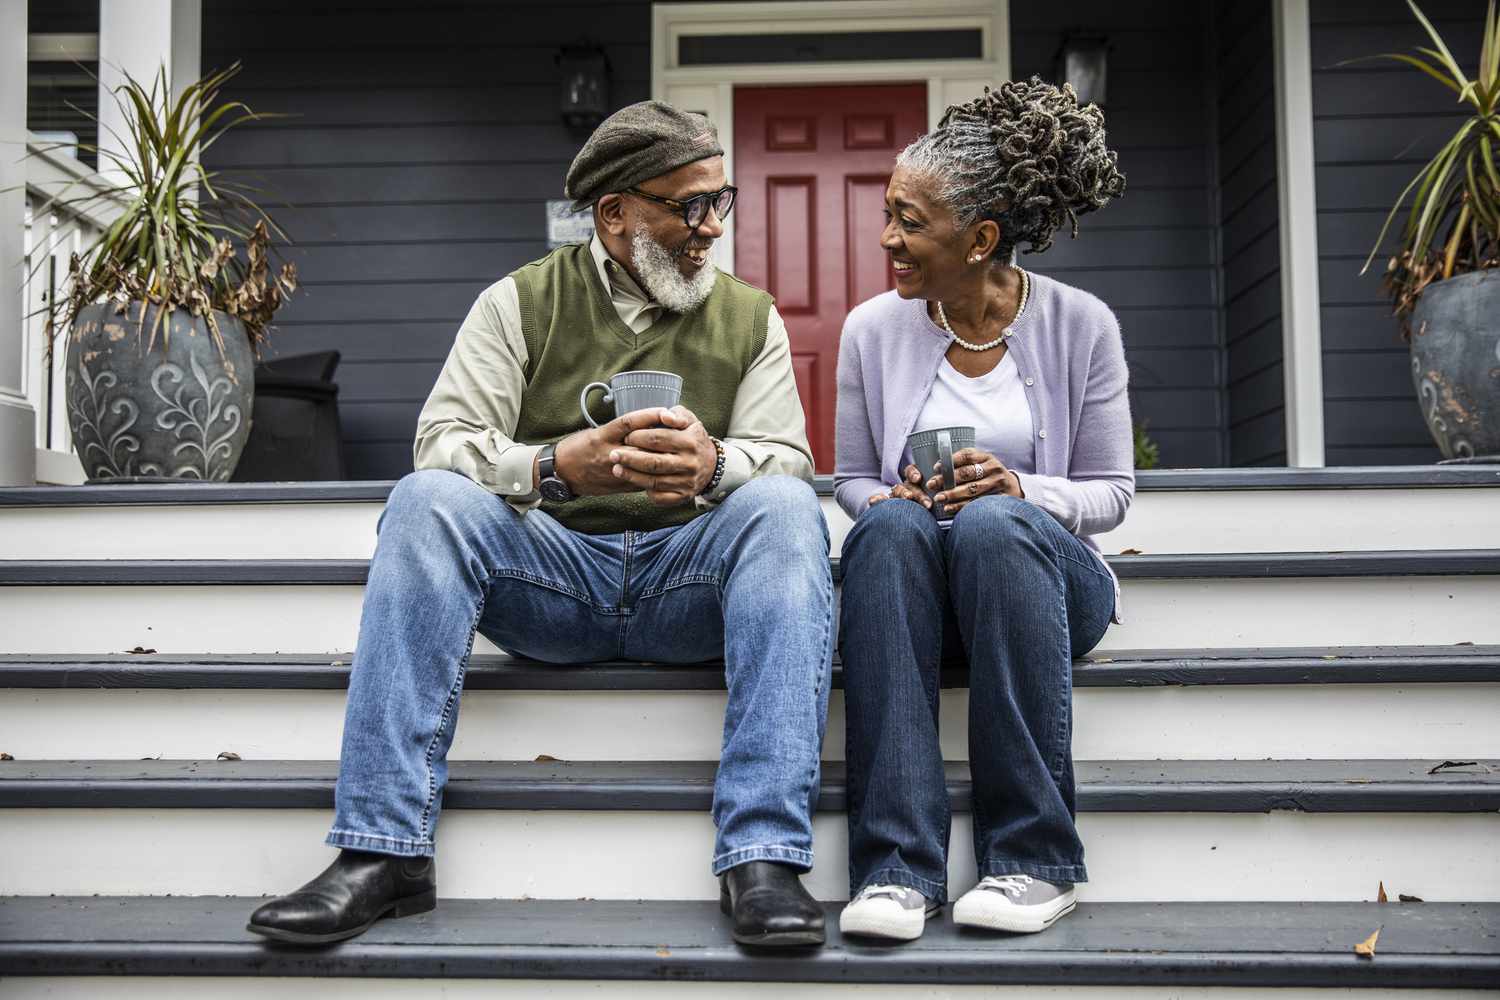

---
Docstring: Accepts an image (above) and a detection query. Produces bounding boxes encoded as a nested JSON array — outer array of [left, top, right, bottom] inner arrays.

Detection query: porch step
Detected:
[[4, 759, 1496, 901], [4, 647, 1497, 761], [2, 897, 1496, 990], [3, 553, 1498, 655], [3, 467, 1499, 561]]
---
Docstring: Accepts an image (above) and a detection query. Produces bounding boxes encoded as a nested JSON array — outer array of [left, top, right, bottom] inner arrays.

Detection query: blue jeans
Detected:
[[328, 470, 834, 875], [839, 494, 1115, 903]]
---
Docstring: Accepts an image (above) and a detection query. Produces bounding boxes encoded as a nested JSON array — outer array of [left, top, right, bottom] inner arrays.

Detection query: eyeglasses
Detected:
[[624, 185, 737, 229]]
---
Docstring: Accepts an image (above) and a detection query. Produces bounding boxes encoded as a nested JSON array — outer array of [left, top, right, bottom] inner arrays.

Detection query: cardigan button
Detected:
[[1024, 377, 1034, 386], [1038, 429, 1047, 439]]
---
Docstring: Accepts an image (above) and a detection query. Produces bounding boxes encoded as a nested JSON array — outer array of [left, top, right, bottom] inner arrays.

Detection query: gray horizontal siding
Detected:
[[1310, 0, 1483, 465], [1216, 0, 1285, 466], [1012, 0, 1222, 468], [202, 0, 653, 479]]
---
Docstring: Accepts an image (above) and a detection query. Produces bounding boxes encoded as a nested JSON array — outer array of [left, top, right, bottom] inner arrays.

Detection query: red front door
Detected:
[[733, 83, 928, 472]]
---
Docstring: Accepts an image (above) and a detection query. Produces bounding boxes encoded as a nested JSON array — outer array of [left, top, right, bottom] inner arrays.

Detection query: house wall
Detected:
[[1215, 1, 1285, 466], [201, 0, 652, 479], [1010, 0, 1224, 468], [1310, 0, 1484, 465]]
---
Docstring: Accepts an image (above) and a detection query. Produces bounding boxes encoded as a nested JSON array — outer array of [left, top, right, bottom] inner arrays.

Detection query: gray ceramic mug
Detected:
[[579, 370, 683, 428], [906, 425, 976, 517]]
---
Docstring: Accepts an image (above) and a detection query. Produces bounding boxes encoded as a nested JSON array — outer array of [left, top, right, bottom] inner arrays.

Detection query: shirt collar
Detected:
[[589, 234, 653, 306]]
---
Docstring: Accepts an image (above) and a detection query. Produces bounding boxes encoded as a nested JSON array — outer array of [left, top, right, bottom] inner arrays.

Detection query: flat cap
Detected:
[[565, 100, 723, 211]]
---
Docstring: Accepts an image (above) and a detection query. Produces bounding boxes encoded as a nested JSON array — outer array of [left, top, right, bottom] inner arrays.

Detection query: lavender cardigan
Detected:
[[834, 272, 1135, 603]]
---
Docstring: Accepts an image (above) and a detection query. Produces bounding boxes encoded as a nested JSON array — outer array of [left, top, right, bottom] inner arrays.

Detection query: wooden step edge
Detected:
[[4, 759, 1497, 813], [4, 465, 1500, 509], [3, 645, 1498, 690], [1, 897, 1496, 987], [6, 550, 1500, 585]]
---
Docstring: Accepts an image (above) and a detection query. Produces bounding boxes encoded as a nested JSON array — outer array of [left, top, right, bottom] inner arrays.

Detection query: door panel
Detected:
[[735, 83, 927, 472]]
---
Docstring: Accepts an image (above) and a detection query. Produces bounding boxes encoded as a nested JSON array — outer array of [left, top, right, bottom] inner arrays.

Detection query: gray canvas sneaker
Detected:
[[951, 874, 1077, 933], [838, 884, 942, 941]]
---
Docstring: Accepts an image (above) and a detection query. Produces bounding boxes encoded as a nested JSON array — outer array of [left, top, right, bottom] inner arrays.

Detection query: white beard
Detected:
[[631, 222, 718, 314]]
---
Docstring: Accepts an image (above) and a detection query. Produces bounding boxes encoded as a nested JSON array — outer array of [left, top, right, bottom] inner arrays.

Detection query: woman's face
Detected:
[[881, 167, 970, 301]]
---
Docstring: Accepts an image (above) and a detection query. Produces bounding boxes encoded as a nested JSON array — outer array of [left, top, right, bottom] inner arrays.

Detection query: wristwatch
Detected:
[[537, 443, 575, 502]]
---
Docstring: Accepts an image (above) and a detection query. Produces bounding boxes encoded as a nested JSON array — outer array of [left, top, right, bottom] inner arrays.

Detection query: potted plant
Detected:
[[32, 63, 296, 482], [1357, 0, 1500, 460]]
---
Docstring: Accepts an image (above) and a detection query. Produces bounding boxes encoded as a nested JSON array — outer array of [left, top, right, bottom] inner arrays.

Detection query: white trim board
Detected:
[[651, 0, 1012, 277]]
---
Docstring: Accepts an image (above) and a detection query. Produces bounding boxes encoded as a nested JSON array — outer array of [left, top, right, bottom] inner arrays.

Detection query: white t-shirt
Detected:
[[907, 350, 1036, 476]]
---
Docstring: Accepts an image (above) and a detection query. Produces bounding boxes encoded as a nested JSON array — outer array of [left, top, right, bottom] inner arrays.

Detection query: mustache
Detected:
[[672, 237, 715, 258]]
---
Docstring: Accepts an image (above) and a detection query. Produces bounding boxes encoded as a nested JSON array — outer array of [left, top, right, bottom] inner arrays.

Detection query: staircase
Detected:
[[1, 467, 1498, 996]]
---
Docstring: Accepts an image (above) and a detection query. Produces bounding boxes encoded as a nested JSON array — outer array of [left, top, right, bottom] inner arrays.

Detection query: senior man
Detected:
[[247, 102, 832, 948]]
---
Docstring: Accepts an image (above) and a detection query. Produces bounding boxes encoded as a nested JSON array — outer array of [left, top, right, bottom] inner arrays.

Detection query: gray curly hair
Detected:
[[897, 76, 1126, 259]]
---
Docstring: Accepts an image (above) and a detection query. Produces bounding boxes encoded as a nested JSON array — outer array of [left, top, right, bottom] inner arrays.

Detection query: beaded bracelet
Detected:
[[700, 437, 726, 496]]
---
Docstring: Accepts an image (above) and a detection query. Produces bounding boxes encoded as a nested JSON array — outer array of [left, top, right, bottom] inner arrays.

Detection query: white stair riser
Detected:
[[3, 577, 1496, 654], [3, 810, 1494, 902], [5, 685, 1497, 762], [8, 980, 1489, 1000], [2, 488, 1498, 560]]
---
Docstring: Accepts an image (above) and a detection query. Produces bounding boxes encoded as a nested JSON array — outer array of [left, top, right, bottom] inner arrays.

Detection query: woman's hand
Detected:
[[928, 448, 1023, 515], [867, 463, 933, 509]]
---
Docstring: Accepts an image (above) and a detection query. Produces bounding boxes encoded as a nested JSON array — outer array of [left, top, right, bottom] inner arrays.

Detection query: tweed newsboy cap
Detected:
[[564, 100, 724, 211]]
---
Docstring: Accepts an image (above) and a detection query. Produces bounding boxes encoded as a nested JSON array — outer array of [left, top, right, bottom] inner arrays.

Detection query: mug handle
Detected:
[[937, 430, 957, 492], [579, 382, 612, 428]]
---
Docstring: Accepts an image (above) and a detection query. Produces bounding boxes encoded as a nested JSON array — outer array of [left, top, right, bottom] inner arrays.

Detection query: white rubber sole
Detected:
[[837, 901, 934, 941], [951, 890, 1077, 934]]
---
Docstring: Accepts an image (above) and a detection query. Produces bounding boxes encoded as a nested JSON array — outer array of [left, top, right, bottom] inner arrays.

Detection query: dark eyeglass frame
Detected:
[[624, 185, 738, 228]]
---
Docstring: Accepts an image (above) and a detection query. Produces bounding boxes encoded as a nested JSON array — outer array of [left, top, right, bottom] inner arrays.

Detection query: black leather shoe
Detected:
[[247, 849, 436, 945], [719, 860, 826, 947]]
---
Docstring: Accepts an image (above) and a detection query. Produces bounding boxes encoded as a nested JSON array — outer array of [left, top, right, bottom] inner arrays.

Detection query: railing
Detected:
[[21, 135, 126, 484]]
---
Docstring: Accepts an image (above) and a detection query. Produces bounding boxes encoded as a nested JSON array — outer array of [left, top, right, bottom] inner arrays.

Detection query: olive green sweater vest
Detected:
[[511, 244, 772, 534]]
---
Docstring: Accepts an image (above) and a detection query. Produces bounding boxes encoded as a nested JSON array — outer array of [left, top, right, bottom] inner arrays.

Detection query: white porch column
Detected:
[[1272, 0, 1327, 467], [0, 0, 37, 486], [97, 0, 201, 181]]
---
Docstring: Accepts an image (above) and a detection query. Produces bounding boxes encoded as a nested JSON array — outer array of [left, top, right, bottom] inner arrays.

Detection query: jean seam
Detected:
[[636, 573, 721, 601], [489, 568, 592, 606], [978, 859, 1088, 883], [859, 866, 947, 903], [417, 574, 487, 843]]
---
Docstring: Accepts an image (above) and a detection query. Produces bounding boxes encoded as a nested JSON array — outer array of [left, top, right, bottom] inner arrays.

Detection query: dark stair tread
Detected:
[[3, 464, 1499, 508], [4, 758, 1497, 812], [6, 549, 1500, 585], [1, 896, 1495, 986], [3, 645, 1498, 689]]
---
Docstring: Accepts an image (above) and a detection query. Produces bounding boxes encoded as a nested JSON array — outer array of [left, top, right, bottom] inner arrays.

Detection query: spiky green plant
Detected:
[[1133, 420, 1159, 470], [27, 62, 295, 356], [1353, 0, 1500, 331]]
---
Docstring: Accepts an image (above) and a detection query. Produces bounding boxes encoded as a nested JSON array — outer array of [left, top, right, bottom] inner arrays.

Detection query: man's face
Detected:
[[625, 155, 729, 280]]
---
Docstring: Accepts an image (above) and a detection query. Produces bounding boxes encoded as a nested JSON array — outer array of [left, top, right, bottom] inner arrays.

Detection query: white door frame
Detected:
[[651, 0, 1011, 276]]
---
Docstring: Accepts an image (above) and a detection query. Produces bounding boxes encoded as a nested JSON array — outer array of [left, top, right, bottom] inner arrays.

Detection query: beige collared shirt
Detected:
[[414, 236, 814, 512]]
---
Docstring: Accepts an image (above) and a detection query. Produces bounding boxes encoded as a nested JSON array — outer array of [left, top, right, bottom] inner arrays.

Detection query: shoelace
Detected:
[[855, 884, 915, 903], [976, 874, 1034, 899]]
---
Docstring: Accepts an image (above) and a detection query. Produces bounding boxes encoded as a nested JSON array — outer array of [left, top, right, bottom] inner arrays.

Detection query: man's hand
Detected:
[[546, 408, 681, 497], [616, 405, 718, 506]]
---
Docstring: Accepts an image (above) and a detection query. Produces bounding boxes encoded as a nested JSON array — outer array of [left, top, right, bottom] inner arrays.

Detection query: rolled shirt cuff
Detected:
[[692, 442, 754, 509]]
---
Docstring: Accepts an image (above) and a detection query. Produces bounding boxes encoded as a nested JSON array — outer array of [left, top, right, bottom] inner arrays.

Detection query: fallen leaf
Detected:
[[139, 754, 161, 761], [1378, 881, 1388, 903], [1118, 547, 1143, 555], [331, 660, 346, 667], [217, 751, 241, 761], [127, 646, 157, 655], [534, 754, 564, 763], [656, 946, 671, 958], [1428, 760, 1481, 774], [1354, 926, 1381, 958], [1321, 655, 1339, 660], [1454, 641, 1474, 646], [0, 752, 13, 761], [1399, 894, 1424, 903]]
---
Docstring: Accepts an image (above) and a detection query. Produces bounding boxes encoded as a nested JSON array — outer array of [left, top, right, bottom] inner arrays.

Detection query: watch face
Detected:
[[539, 477, 572, 502]]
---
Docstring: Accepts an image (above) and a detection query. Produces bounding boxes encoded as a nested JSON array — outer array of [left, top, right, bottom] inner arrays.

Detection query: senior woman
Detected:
[[833, 77, 1131, 942]]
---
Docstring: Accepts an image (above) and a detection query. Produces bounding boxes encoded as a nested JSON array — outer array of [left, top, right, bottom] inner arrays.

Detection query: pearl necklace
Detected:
[[935, 266, 1030, 352]]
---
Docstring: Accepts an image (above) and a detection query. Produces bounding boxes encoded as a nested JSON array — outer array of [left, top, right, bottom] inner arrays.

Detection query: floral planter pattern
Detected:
[[66, 302, 255, 481], [1408, 271, 1500, 460]]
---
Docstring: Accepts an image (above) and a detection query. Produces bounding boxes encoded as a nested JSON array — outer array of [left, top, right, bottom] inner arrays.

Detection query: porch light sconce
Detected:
[[557, 43, 610, 129], [1056, 33, 1109, 108]]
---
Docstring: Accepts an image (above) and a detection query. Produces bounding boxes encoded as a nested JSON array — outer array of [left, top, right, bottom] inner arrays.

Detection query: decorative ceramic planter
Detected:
[[1408, 270, 1500, 460], [66, 302, 255, 482]]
